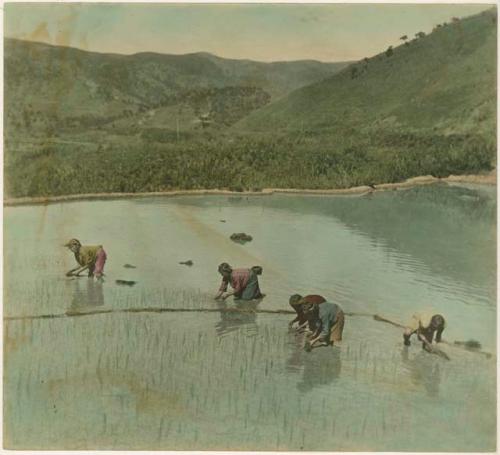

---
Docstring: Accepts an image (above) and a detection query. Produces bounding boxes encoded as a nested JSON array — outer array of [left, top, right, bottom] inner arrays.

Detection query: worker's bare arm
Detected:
[[66, 265, 86, 276], [66, 267, 78, 276], [297, 321, 309, 331], [417, 332, 435, 352], [310, 327, 321, 339], [214, 290, 224, 300], [403, 327, 417, 345], [74, 264, 90, 276], [221, 290, 236, 300], [309, 335, 328, 347]]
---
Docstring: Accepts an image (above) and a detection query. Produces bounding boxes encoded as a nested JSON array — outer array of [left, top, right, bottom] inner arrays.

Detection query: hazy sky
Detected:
[[4, 3, 494, 62]]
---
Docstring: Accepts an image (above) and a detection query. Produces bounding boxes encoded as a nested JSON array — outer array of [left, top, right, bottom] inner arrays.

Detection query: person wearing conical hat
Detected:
[[64, 238, 107, 279]]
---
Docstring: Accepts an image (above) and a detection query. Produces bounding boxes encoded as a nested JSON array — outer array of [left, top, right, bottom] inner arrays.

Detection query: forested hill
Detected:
[[238, 8, 496, 141], [4, 8, 497, 199], [4, 38, 348, 135]]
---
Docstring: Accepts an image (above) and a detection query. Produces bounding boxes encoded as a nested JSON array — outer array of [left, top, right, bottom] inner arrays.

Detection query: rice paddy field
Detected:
[[3, 183, 497, 450]]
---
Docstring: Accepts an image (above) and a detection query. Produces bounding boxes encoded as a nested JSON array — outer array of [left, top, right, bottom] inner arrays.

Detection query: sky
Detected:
[[4, 3, 495, 62]]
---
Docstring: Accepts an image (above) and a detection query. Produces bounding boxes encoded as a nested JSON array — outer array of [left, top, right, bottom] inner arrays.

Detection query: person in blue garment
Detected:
[[303, 300, 345, 349]]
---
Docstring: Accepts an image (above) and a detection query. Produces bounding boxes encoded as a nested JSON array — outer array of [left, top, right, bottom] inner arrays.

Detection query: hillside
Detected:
[[4, 39, 348, 136], [237, 8, 497, 140], [4, 9, 497, 199]]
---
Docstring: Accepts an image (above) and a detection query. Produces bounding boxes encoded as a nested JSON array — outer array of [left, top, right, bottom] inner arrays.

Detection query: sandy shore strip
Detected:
[[4, 171, 496, 207]]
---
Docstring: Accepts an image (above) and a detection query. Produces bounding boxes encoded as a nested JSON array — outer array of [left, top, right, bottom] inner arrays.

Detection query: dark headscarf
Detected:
[[218, 262, 233, 275]]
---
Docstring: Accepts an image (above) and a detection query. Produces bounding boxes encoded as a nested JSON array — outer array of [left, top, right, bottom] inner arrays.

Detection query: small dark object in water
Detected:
[[123, 264, 137, 269], [454, 339, 482, 350], [116, 280, 136, 286], [230, 232, 253, 244], [368, 184, 376, 190], [304, 342, 313, 352], [220, 219, 226, 223], [179, 260, 194, 266]]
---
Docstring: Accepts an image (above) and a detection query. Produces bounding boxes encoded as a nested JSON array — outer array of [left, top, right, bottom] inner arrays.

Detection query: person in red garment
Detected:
[[214, 263, 264, 301]]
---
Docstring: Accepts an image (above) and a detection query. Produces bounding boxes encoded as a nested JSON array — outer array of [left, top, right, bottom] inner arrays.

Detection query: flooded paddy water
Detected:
[[3, 183, 496, 450]]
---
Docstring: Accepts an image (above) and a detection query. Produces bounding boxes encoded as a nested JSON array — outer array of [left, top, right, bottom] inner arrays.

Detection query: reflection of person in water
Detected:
[[401, 348, 441, 397], [215, 301, 258, 337], [297, 347, 342, 393], [70, 278, 105, 311], [286, 331, 341, 392]]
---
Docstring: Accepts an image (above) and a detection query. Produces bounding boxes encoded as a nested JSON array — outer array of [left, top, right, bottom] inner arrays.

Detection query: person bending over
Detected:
[[404, 312, 445, 352], [304, 301, 345, 348], [214, 263, 264, 301]]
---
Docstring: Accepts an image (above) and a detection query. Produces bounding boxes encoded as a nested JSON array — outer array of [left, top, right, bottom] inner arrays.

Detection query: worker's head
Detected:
[[218, 262, 233, 278], [289, 294, 303, 310], [251, 265, 263, 276], [64, 238, 81, 253], [302, 301, 319, 317], [430, 314, 445, 331]]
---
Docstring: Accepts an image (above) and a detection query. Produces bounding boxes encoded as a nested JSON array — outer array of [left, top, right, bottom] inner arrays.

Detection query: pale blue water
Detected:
[[3, 183, 497, 450]]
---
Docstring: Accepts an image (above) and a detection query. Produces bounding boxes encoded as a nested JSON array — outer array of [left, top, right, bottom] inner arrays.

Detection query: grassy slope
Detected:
[[4, 38, 348, 134], [4, 9, 497, 198], [237, 9, 496, 140]]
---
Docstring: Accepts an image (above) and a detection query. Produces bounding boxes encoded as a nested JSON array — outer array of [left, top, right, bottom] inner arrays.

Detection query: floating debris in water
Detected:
[[116, 280, 137, 286], [123, 264, 137, 269], [219, 220, 226, 223], [455, 339, 482, 350], [179, 260, 194, 266], [230, 232, 253, 244]]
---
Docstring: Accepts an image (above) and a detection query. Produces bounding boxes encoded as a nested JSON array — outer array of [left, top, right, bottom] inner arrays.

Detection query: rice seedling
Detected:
[[3, 189, 496, 451]]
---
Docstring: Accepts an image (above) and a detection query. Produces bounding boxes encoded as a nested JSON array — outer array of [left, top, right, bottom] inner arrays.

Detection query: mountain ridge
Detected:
[[236, 8, 496, 139]]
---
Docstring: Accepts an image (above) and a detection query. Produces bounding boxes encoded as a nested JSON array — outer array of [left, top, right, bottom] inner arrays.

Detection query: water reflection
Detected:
[[401, 348, 441, 397], [173, 185, 496, 297], [286, 332, 342, 393], [69, 278, 105, 312], [215, 300, 258, 337]]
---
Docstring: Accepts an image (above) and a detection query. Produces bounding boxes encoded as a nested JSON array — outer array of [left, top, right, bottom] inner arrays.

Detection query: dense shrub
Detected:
[[4, 129, 495, 198]]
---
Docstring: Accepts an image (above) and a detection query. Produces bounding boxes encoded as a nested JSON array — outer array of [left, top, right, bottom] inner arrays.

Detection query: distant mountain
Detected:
[[4, 9, 496, 199], [4, 39, 349, 135], [237, 8, 496, 140]]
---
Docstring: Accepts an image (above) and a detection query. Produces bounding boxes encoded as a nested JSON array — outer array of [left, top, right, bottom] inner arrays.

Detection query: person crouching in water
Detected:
[[403, 313, 445, 352], [214, 263, 264, 301], [64, 238, 107, 279], [288, 294, 326, 331], [303, 300, 345, 348]]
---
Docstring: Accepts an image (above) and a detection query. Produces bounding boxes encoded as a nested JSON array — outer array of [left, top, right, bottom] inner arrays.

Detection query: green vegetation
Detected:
[[5, 130, 493, 197], [238, 9, 496, 138], [3, 8, 497, 198], [4, 39, 348, 139]]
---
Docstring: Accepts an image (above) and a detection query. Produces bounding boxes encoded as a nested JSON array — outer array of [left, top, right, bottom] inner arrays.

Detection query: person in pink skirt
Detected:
[[64, 238, 107, 279]]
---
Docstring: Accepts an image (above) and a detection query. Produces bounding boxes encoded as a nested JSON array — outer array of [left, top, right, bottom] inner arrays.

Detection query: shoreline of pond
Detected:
[[4, 171, 496, 207]]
